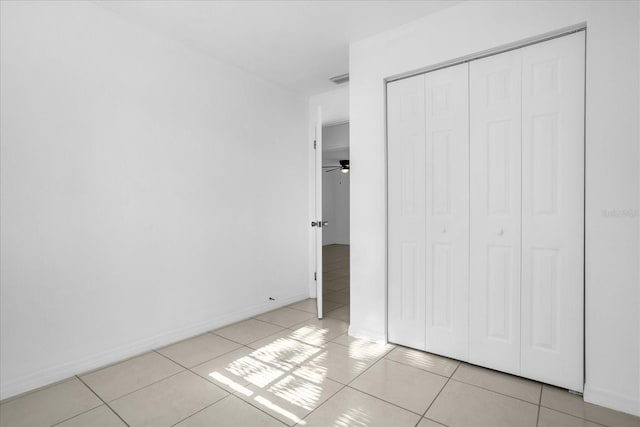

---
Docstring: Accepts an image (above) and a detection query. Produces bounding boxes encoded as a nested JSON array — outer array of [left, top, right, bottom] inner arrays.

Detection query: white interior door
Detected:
[[520, 32, 585, 391], [387, 75, 427, 350], [469, 49, 523, 375], [424, 63, 470, 360], [315, 107, 323, 319]]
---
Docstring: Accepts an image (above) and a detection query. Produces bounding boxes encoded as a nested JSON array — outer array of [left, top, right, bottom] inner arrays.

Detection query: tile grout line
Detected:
[[209, 330, 259, 347], [285, 319, 349, 333], [215, 324, 552, 425], [293, 384, 349, 426], [325, 334, 375, 349], [381, 355, 455, 381], [385, 352, 544, 408], [305, 346, 408, 418], [250, 316, 315, 331], [297, 346, 421, 425], [75, 332, 246, 385], [153, 346, 260, 410], [161, 341, 247, 371], [16, 346, 245, 427], [185, 346, 252, 386], [248, 334, 326, 350], [77, 351, 163, 379], [422, 417, 448, 427], [286, 305, 319, 315], [294, 339, 391, 425], [48, 401, 107, 427], [166, 393, 282, 427], [245, 251, 350, 426], [101, 368, 187, 404], [229, 374, 341, 427], [285, 301, 348, 316], [167, 395, 234, 427], [536, 383, 543, 427], [158, 344, 294, 427], [152, 349, 198, 372], [346, 347, 393, 383], [210, 322, 300, 347], [0, 377, 77, 406], [205, 328, 353, 426], [73, 375, 131, 427], [414, 361, 462, 426], [537, 404, 611, 427], [192, 344, 256, 367], [251, 317, 299, 329], [445, 377, 542, 407], [344, 383, 426, 418], [387, 349, 632, 425]]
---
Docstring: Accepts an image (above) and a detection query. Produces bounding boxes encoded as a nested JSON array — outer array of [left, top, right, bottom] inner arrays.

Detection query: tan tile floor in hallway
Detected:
[[2, 245, 639, 426], [321, 244, 351, 323]]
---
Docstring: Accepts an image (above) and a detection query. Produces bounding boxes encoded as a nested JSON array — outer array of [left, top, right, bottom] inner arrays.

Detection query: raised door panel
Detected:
[[424, 63, 470, 360], [521, 32, 585, 391], [469, 49, 522, 375], [387, 75, 427, 350]]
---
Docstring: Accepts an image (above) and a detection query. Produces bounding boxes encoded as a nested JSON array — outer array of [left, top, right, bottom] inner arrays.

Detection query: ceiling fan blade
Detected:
[[324, 167, 340, 172], [322, 165, 340, 168]]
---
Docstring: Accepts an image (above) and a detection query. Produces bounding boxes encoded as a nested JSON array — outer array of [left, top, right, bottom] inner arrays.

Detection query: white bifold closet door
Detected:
[[469, 48, 523, 376], [469, 32, 585, 390], [388, 31, 584, 392], [387, 63, 469, 357], [424, 64, 469, 360], [520, 32, 585, 392], [387, 74, 427, 350]]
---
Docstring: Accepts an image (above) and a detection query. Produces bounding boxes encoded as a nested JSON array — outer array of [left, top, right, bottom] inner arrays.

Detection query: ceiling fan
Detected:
[[322, 159, 350, 173]]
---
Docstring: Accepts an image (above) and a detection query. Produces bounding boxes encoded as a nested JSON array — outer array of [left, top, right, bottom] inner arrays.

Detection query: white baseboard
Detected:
[[348, 324, 386, 343], [583, 383, 640, 417], [0, 293, 308, 401]]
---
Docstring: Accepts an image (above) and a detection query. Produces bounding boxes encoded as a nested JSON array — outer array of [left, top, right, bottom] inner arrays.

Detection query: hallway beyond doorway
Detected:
[[322, 244, 349, 322]]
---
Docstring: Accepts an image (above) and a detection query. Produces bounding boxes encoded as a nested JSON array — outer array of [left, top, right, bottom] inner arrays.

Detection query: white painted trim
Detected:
[[348, 324, 386, 343], [386, 23, 586, 84], [0, 293, 308, 400], [583, 383, 640, 417]]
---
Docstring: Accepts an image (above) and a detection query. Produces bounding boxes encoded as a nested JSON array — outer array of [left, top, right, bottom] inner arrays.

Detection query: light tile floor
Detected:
[[2, 245, 639, 427]]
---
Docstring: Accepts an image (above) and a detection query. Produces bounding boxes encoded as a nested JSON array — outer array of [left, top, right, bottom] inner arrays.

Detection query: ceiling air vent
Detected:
[[329, 73, 349, 85]]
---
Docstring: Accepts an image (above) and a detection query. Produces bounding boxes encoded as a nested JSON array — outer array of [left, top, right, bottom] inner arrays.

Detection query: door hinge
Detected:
[[313, 140, 316, 149], [314, 272, 317, 281]]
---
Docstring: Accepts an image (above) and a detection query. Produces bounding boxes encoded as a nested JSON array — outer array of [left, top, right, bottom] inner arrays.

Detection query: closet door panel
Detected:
[[469, 50, 522, 375], [521, 32, 585, 391], [387, 75, 427, 350], [424, 63, 470, 360]]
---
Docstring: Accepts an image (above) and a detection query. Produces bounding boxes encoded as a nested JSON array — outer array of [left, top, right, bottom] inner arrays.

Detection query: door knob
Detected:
[[322, 221, 329, 227]]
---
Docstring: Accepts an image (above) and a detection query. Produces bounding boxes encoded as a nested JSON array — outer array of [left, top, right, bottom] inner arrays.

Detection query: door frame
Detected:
[[308, 86, 349, 313]]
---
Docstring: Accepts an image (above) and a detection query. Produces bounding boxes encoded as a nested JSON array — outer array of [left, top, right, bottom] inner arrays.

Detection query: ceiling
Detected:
[[96, 1, 459, 96], [324, 148, 349, 163]]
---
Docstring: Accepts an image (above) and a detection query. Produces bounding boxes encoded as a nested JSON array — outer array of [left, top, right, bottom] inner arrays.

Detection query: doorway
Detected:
[[321, 122, 350, 322]]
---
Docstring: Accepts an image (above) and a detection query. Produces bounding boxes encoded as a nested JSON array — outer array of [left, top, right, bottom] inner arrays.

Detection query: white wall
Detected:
[[307, 87, 349, 297], [322, 172, 350, 246], [323, 122, 350, 151], [0, 1, 308, 399], [350, 0, 640, 415]]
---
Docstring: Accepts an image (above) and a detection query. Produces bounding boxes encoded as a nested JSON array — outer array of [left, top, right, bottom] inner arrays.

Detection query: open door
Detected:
[[313, 107, 324, 319]]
